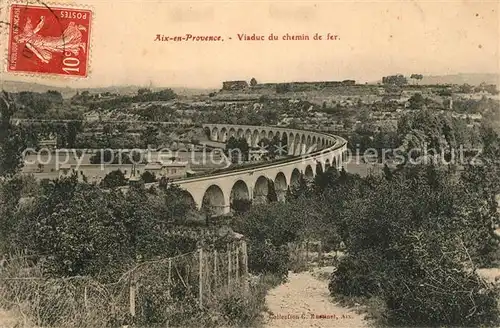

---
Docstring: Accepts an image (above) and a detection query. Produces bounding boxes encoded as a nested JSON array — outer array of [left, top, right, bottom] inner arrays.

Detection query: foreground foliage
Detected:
[[0, 255, 276, 328], [326, 163, 500, 326], [233, 148, 500, 326], [9, 174, 215, 280]]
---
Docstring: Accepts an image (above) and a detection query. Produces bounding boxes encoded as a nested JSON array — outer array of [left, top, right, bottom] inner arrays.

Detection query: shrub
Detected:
[[328, 254, 381, 298], [331, 243, 500, 327], [14, 176, 202, 280], [247, 241, 289, 281], [231, 199, 252, 214], [219, 288, 263, 326], [218, 274, 280, 327], [0, 253, 272, 328], [327, 165, 500, 326], [141, 171, 156, 183], [100, 169, 128, 188], [0, 255, 128, 328], [383, 267, 499, 327]]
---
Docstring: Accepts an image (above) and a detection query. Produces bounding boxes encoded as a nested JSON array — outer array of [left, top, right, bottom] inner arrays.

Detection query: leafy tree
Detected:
[[328, 165, 499, 326], [137, 88, 152, 95], [408, 92, 425, 110], [101, 170, 128, 188], [382, 74, 408, 86], [141, 171, 157, 183], [15, 175, 132, 278], [396, 109, 461, 158], [89, 150, 140, 164], [231, 198, 252, 214], [102, 124, 113, 136], [482, 83, 498, 95], [90, 149, 115, 164], [259, 95, 269, 103], [276, 83, 291, 93], [157, 179, 198, 224], [0, 91, 31, 176], [460, 124, 500, 239], [46, 90, 63, 103], [246, 241, 289, 280], [250, 78, 257, 87], [86, 89, 176, 112], [233, 202, 304, 246], [233, 185, 339, 277], [0, 176, 26, 252], [17, 91, 52, 116], [66, 121, 83, 148], [267, 178, 278, 202], [287, 174, 311, 200], [140, 126, 159, 148], [262, 135, 282, 159], [459, 83, 474, 94], [14, 174, 202, 280], [382, 163, 393, 181], [410, 74, 423, 84], [226, 136, 249, 162], [261, 109, 279, 125], [203, 127, 211, 138]]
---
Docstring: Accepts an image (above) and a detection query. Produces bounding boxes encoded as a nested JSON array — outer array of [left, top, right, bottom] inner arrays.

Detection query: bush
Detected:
[[327, 165, 500, 326], [328, 254, 381, 298], [331, 240, 500, 327], [141, 171, 156, 183], [100, 169, 128, 188], [231, 199, 252, 214], [0, 253, 273, 328], [218, 285, 265, 326], [383, 266, 499, 326], [247, 241, 289, 282], [135, 272, 273, 327], [331, 248, 500, 327], [0, 255, 128, 328], [14, 176, 202, 280]]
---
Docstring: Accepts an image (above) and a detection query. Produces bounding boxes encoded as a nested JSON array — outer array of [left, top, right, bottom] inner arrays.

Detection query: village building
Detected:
[[222, 81, 249, 91], [143, 161, 189, 179], [57, 159, 190, 184], [248, 148, 269, 162], [38, 134, 57, 150]]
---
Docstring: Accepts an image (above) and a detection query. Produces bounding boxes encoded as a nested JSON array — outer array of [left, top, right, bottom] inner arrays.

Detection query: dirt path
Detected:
[[263, 268, 370, 328], [0, 309, 21, 328]]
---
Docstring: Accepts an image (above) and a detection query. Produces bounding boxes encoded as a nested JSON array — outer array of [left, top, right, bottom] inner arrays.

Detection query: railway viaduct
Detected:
[[144, 124, 348, 216]]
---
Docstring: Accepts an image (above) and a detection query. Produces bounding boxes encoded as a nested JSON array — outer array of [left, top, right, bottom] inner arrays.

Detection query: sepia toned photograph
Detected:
[[0, 0, 499, 327]]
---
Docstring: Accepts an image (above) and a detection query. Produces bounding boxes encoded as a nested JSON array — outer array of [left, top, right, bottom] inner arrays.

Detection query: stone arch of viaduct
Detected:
[[206, 123, 337, 156], [144, 124, 348, 216]]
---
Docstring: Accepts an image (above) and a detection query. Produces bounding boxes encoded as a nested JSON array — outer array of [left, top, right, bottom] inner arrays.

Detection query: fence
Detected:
[[0, 240, 249, 327]]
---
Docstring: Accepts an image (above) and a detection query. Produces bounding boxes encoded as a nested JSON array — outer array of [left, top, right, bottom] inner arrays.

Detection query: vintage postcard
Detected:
[[0, 1, 499, 327]]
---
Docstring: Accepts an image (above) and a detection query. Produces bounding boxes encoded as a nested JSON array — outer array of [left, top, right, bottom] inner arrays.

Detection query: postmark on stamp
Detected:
[[7, 3, 92, 77]]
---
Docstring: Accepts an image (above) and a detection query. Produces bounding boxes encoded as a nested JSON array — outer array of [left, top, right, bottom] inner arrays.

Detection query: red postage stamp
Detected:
[[7, 4, 92, 77]]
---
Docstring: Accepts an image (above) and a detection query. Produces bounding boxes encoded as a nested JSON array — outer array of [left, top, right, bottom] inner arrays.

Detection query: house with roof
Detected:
[[39, 134, 57, 150], [222, 81, 249, 91]]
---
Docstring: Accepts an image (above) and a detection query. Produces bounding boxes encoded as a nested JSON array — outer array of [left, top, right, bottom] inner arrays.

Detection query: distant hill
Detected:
[[0, 80, 216, 98], [419, 73, 499, 86], [371, 73, 499, 86], [2, 73, 498, 98]]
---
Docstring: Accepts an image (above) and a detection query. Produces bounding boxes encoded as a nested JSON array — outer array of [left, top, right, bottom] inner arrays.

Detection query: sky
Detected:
[[0, 0, 498, 89]]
